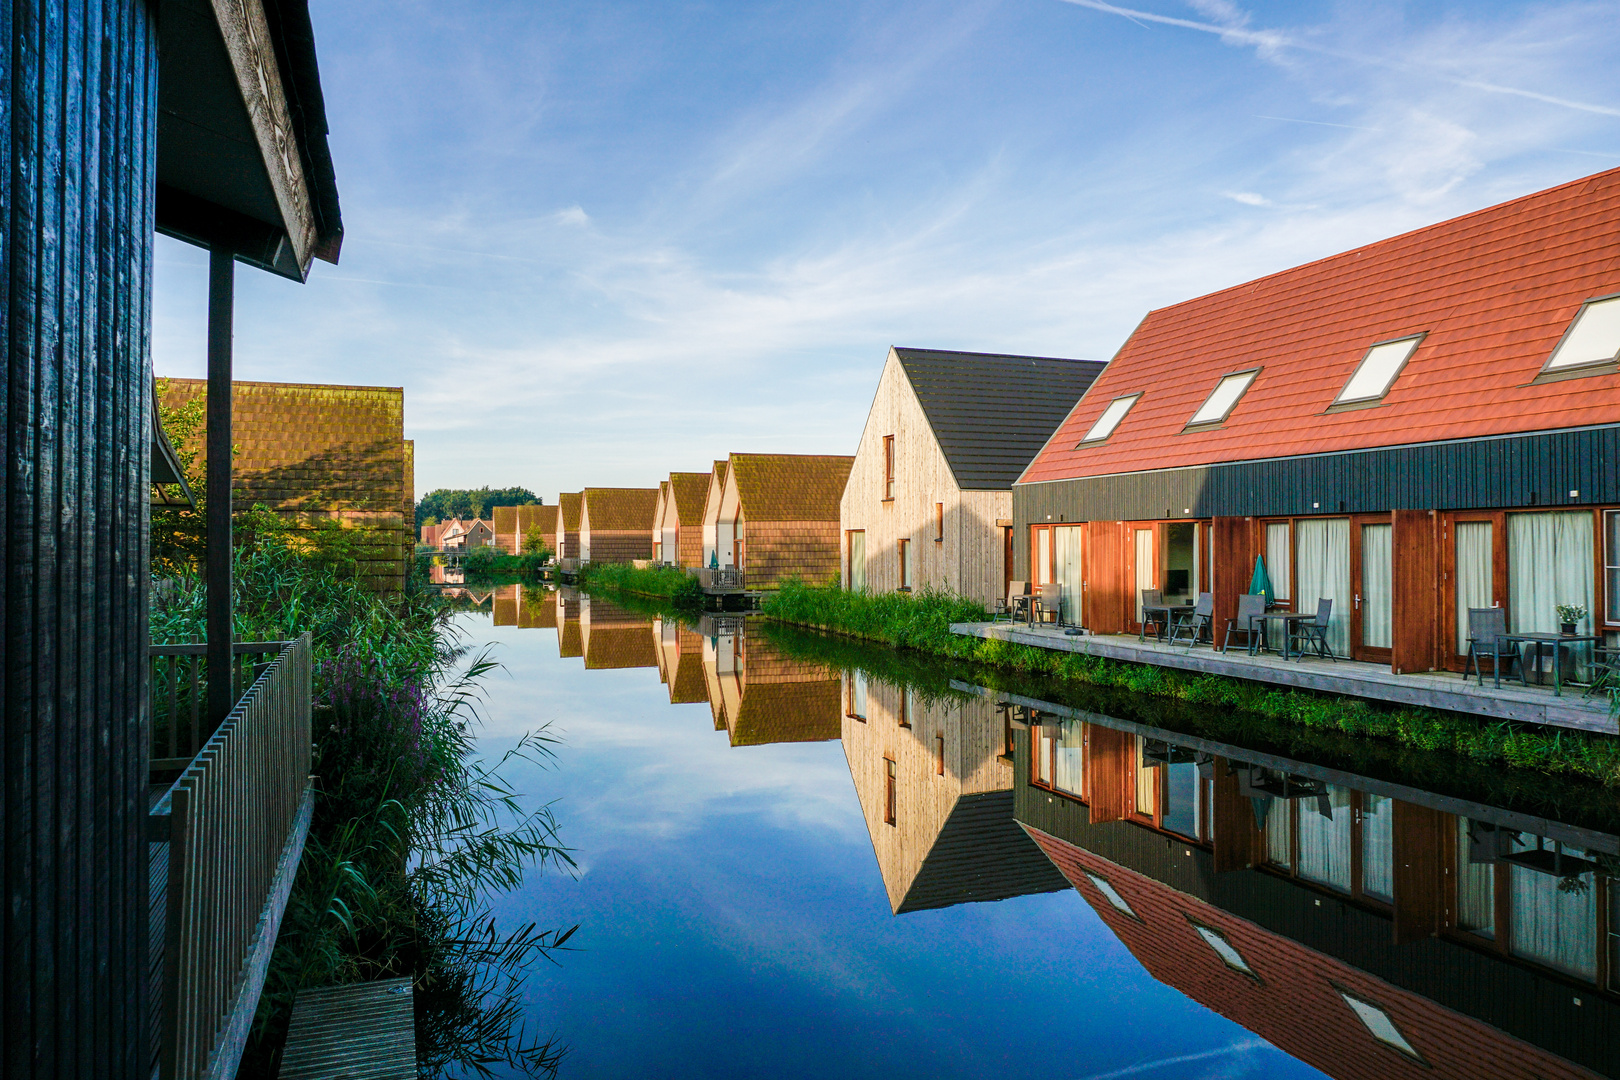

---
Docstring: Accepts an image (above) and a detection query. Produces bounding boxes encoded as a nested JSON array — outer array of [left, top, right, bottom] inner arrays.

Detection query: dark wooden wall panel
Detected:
[[1211, 516, 1253, 646], [1392, 509, 1439, 674], [1392, 801, 1452, 945], [2, 3, 158, 1077], [1084, 521, 1128, 633], [1084, 725, 1134, 823], [1211, 757, 1260, 872]]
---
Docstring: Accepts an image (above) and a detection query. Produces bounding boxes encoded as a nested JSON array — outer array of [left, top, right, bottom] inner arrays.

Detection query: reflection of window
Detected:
[[1162, 761, 1198, 840], [1508, 835, 1597, 980], [849, 671, 867, 721], [935, 502, 944, 542], [898, 539, 912, 590], [899, 690, 912, 728], [1455, 817, 1495, 939], [1192, 922, 1256, 978], [935, 733, 945, 776], [1055, 720, 1085, 796], [1085, 872, 1138, 919], [1297, 787, 1353, 893], [1338, 989, 1425, 1062], [1361, 794, 1393, 902], [1134, 738, 1156, 817], [884, 758, 896, 825]]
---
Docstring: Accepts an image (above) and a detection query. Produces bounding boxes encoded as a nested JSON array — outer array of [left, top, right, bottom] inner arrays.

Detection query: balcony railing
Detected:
[[149, 634, 314, 1080], [150, 642, 288, 768], [698, 567, 745, 591]]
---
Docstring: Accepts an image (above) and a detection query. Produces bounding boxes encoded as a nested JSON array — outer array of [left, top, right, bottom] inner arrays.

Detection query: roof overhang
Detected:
[[156, 0, 342, 281]]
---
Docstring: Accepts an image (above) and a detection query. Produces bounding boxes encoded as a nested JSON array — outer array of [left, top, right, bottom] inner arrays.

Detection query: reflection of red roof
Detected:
[[1022, 168, 1620, 484], [1025, 827, 1599, 1080]]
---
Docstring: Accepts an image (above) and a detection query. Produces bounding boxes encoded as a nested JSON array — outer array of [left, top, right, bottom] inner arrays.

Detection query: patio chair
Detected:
[[1222, 593, 1267, 654], [1168, 592, 1213, 648], [1583, 645, 1618, 699], [1138, 588, 1165, 642], [1036, 582, 1062, 625], [1465, 607, 1520, 688], [1289, 598, 1337, 662], [992, 580, 1027, 623]]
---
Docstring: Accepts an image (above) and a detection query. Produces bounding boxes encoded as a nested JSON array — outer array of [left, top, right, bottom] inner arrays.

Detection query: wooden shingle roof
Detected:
[[584, 487, 658, 532], [669, 472, 711, 526], [557, 492, 581, 531], [730, 453, 853, 523], [1023, 166, 1620, 484]]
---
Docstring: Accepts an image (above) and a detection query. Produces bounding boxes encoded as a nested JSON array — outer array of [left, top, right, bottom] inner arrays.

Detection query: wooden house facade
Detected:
[[580, 487, 658, 564], [1014, 710, 1618, 1078], [657, 471, 711, 567], [841, 348, 1102, 605], [656, 619, 710, 704], [555, 492, 582, 561], [842, 676, 1069, 913], [580, 595, 658, 670], [701, 460, 729, 568], [711, 452, 854, 590], [702, 631, 841, 746], [1016, 168, 1620, 673], [491, 503, 552, 556]]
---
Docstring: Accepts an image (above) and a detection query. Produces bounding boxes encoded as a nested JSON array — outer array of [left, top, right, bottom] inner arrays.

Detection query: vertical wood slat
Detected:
[[159, 635, 311, 1080], [1391, 509, 1440, 674]]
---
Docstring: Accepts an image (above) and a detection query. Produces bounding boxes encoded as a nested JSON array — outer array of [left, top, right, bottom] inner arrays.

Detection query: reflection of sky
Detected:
[[465, 614, 1325, 1079]]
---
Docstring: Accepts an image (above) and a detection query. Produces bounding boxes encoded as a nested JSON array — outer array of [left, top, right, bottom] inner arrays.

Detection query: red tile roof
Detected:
[[1021, 167, 1620, 484]]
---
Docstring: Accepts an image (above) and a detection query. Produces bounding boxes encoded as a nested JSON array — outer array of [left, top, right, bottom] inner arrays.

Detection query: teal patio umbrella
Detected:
[[1248, 554, 1274, 602]]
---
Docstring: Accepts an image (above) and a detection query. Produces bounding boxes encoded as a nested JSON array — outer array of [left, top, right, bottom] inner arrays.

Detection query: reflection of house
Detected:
[[491, 504, 550, 555], [581, 595, 658, 670], [493, 584, 557, 628], [554, 587, 583, 658], [657, 472, 712, 568], [655, 619, 709, 704], [159, 379, 414, 589], [580, 487, 658, 564], [843, 677, 1069, 913], [1013, 712, 1618, 1079], [701, 630, 841, 746], [1017, 170, 1620, 666], [841, 348, 1102, 604], [708, 452, 854, 589], [555, 493, 582, 561]]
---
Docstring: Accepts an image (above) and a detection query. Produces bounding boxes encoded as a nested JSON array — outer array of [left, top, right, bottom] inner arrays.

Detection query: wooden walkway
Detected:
[[279, 978, 417, 1079], [951, 622, 1617, 734]]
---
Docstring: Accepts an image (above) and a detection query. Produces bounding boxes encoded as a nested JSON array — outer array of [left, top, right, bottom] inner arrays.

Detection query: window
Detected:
[[847, 530, 866, 592], [1542, 294, 1620, 376], [935, 502, 944, 542], [899, 690, 912, 728], [1265, 522, 1290, 600], [1079, 393, 1141, 445], [1606, 511, 1620, 625], [898, 538, 912, 590], [884, 758, 896, 825], [1085, 872, 1139, 919], [935, 733, 945, 776], [883, 435, 895, 500], [1185, 368, 1260, 428], [848, 671, 867, 721], [1192, 922, 1256, 978], [1338, 989, 1425, 1063], [1332, 335, 1423, 407]]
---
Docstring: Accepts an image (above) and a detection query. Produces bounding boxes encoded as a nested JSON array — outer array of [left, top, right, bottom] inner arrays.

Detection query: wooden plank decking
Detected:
[[278, 978, 417, 1080], [951, 622, 1618, 734]]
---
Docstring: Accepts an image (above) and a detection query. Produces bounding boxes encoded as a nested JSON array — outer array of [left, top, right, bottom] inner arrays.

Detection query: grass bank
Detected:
[[762, 580, 1620, 786], [154, 510, 573, 1077], [577, 561, 702, 605]]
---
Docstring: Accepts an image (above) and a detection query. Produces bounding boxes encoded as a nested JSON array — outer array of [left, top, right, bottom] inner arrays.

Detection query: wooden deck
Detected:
[[950, 622, 1618, 734], [278, 978, 417, 1080]]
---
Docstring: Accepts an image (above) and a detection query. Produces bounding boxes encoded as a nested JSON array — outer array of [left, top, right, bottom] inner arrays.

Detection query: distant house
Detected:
[[491, 503, 550, 556], [580, 487, 659, 563], [709, 452, 854, 589], [657, 471, 712, 567], [839, 348, 1103, 606], [701, 459, 729, 568], [419, 522, 443, 548], [555, 492, 582, 561], [438, 517, 494, 551], [493, 583, 556, 629], [160, 378, 416, 590]]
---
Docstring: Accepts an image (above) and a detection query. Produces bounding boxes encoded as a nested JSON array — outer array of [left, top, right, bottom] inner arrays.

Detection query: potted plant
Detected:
[[1556, 603, 1587, 636]]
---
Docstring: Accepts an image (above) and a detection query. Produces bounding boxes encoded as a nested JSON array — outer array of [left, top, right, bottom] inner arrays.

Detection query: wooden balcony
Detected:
[[698, 567, 746, 594]]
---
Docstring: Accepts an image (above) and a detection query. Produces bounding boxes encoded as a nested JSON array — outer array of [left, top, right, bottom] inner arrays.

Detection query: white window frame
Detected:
[[1189, 919, 1258, 979], [1184, 368, 1261, 429], [1539, 292, 1620, 380], [1331, 333, 1424, 408], [1078, 393, 1142, 446]]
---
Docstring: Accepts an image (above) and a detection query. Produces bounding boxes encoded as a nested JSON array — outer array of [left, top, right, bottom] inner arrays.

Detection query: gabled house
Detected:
[[580, 487, 659, 564], [710, 452, 854, 589], [657, 471, 712, 568], [438, 516, 494, 552], [655, 618, 709, 704], [702, 631, 841, 747], [580, 595, 658, 670], [1015, 167, 1620, 674], [652, 482, 671, 562], [701, 459, 729, 568], [555, 492, 582, 561], [841, 348, 1103, 605], [492, 503, 551, 556]]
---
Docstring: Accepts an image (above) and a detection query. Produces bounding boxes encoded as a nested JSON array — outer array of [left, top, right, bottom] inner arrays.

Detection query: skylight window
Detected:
[[1079, 394, 1140, 445], [1333, 335, 1423, 406], [1085, 872, 1138, 919], [1543, 294, 1620, 374], [1192, 923, 1256, 977], [1186, 368, 1260, 428], [1338, 989, 1425, 1062]]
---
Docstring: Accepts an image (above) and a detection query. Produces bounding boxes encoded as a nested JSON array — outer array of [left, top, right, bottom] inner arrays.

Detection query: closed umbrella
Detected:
[[1248, 554, 1273, 603]]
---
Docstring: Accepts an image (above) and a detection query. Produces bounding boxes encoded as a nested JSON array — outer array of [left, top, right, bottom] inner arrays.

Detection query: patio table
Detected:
[[1497, 632, 1600, 696], [1249, 611, 1322, 661], [1141, 603, 1194, 642]]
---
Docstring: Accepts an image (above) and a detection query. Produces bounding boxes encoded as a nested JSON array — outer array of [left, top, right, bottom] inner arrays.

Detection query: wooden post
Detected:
[[207, 247, 235, 723]]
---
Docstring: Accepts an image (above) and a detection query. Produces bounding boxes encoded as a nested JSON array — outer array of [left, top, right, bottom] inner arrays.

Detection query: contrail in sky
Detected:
[[1072, 1038, 1273, 1080], [1057, 0, 1620, 119]]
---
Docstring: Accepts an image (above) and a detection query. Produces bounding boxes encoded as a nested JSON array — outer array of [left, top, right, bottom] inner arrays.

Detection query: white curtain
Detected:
[[1264, 798, 1291, 869], [1266, 522, 1291, 600], [1297, 785, 1353, 892], [1134, 529, 1154, 621], [1508, 511, 1594, 678], [1135, 739, 1156, 816], [1509, 838, 1596, 980], [1454, 522, 1494, 650], [853, 671, 867, 718], [1361, 793, 1393, 901], [1056, 526, 1084, 626], [1162, 762, 1198, 839], [849, 532, 865, 592], [1454, 817, 1495, 938], [1361, 523, 1392, 649], [1056, 719, 1084, 795], [1296, 518, 1351, 656], [1036, 529, 1051, 586]]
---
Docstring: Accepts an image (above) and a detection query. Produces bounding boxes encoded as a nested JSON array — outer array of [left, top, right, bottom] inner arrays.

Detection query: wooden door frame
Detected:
[[1349, 513, 1393, 664]]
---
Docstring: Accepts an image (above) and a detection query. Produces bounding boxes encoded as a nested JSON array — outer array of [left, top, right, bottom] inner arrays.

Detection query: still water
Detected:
[[457, 585, 1617, 1079]]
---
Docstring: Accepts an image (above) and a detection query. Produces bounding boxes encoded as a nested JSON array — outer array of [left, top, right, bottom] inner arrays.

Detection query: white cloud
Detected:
[[1222, 191, 1271, 206], [554, 204, 590, 227]]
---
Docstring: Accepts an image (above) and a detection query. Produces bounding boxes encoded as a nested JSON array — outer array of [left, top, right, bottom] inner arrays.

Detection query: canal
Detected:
[[456, 584, 1618, 1079]]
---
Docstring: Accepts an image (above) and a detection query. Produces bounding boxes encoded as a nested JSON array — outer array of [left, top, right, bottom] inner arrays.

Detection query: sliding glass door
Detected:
[[1352, 517, 1392, 663], [1508, 510, 1595, 679], [1132, 527, 1155, 625], [1055, 526, 1083, 627], [1295, 518, 1351, 657]]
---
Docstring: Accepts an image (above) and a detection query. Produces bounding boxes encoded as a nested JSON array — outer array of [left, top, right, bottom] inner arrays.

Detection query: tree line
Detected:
[[416, 486, 541, 526]]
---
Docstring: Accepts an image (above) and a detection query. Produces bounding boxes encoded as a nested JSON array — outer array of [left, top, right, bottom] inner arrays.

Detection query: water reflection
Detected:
[[476, 585, 1616, 1079]]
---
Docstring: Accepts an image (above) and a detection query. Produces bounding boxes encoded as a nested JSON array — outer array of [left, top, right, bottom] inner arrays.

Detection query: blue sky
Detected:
[[153, 0, 1620, 498]]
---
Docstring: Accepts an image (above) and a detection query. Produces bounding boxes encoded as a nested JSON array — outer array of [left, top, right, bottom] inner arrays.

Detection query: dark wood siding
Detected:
[[1392, 510, 1440, 674]]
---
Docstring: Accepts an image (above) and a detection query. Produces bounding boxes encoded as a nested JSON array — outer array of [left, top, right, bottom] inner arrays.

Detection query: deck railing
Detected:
[[150, 633, 315, 1080], [698, 567, 745, 591], [150, 642, 288, 768]]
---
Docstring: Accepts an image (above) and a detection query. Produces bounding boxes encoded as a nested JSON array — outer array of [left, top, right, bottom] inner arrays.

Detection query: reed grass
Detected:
[[577, 561, 703, 605]]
